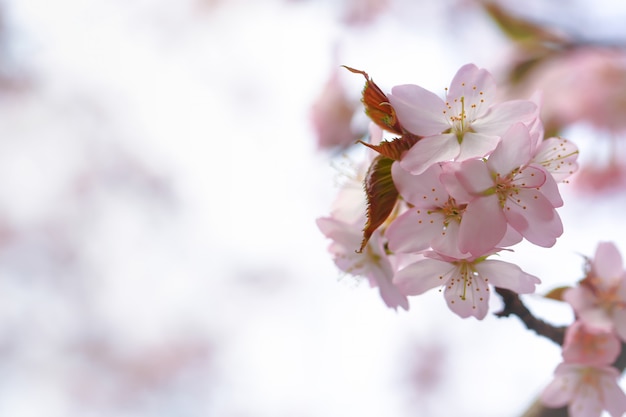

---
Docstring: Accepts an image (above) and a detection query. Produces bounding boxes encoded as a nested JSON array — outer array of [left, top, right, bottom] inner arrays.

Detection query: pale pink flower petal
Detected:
[[532, 136, 580, 182], [486, 122, 533, 174], [612, 309, 626, 341], [564, 287, 614, 332], [458, 194, 507, 256], [503, 188, 563, 248], [474, 260, 541, 294], [456, 131, 500, 161], [399, 134, 460, 175], [603, 378, 626, 417], [536, 169, 564, 208], [317, 216, 409, 310], [541, 364, 576, 407], [429, 220, 468, 259], [394, 258, 453, 295], [446, 64, 495, 120], [592, 241, 624, 280], [452, 158, 493, 196], [386, 209, 441, 254], [443, 265, 491, 319], [389, 84, 448, 136], [473, 100, 537, 136], [391, 161, 448, 205]]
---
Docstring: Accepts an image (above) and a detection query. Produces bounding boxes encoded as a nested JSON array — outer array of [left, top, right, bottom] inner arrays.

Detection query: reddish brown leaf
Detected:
[[359, 134, 420, 161], [358, 155, 398, 253], [543, 286, 571, 302], [343, 65, 404, 135]]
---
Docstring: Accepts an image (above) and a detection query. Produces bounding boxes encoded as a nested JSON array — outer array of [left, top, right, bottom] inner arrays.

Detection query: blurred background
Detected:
[[0, 0, 626, 416]]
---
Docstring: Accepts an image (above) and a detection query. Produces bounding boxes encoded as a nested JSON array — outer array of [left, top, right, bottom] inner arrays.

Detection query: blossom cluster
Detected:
[[317, 63, 579, 319], [542, 242, 626, 417]]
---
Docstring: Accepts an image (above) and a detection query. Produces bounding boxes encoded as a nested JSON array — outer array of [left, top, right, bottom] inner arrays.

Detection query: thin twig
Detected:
[[494, 287, 566, 345]]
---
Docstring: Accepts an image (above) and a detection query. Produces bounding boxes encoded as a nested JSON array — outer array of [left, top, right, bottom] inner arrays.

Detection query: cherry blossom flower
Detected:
[[393, 251, 540, 319], [564, 241, 626, 341], [445, 123, 563, 256], [541, 363, 626, 417], [386, 162, 468, 258], [317, 216, 409, 311], [389, 63, 537, 175], [561, 321, 621, 366]]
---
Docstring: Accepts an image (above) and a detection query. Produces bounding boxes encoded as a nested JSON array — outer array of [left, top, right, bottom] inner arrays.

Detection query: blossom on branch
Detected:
[[564, 241, 626, 341], [389, 63, 537, 175], [541, 363, 626, 417], [393, 251, 540, 319], [444, 122, 563, 256]]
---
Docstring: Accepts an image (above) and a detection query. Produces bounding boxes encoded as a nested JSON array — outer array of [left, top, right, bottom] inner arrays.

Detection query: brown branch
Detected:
[[494, 288, 626, 417], [494, 288, 566, 345]]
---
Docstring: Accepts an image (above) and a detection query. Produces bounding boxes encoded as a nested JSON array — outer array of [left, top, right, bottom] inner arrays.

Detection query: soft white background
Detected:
[[0, 0, 625, 416]]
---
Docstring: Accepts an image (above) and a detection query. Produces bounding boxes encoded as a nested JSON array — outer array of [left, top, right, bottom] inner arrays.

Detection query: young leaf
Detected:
[[343, 66, 404, 135], [358, 134, 420, 161], [358, 155, 398, 253]]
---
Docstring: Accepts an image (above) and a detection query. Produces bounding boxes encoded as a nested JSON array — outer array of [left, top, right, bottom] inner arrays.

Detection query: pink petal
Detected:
[[386, 210, 442, 254], [541, 364, 576, 408], [513, 165, 547, 189], [399, 133, 460, 175], [473, 100, 537, 136], [503, 189, 563, 247], [443, 269, 490, 319], [487, 123, 533, 174], [389, 84, 448, 136], [316, 216, 360, 249], [430, 221, 468, 259], [569, 386, 603, 417], [612, 309, 626, 342], [455, 158, 493, 195], [601, 371, 626, 417], [446, 64, 496, 120], [373, 271, 410, 311], [458, 195, 507, 256], [456, 131, 500, 161], [391, 161, 448, 206], [394, 259, 454, 295], [536, 169, 564, 208], [439, 162, 475, 203], [532, 137, 580, 182], [496, 225, 523, 248], [592, 242, 624, 281], [563, 287, 597, 314], [475, 259, 541, 293]]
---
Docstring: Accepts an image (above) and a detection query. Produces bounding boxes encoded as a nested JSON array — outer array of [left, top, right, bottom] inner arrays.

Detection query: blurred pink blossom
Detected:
[[561, 321, 621, 366], [541, 363, 626, 417], [564, 241, 626, 341], [310, 66, 363, 150]]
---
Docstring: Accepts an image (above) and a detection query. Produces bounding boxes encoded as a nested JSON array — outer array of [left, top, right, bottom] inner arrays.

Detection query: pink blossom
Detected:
[[310, 66, 363, 150], [508, 48, 626, 133], [386, 162, 468, 258], [541, 363, 626, 417], [316, 216, 409, 311], [447, 123, 563, 256], [564, 242, 626, 341], [393, 251, 540, 319], [389, 63, 537, 175], [561, 321, 621, 366]]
